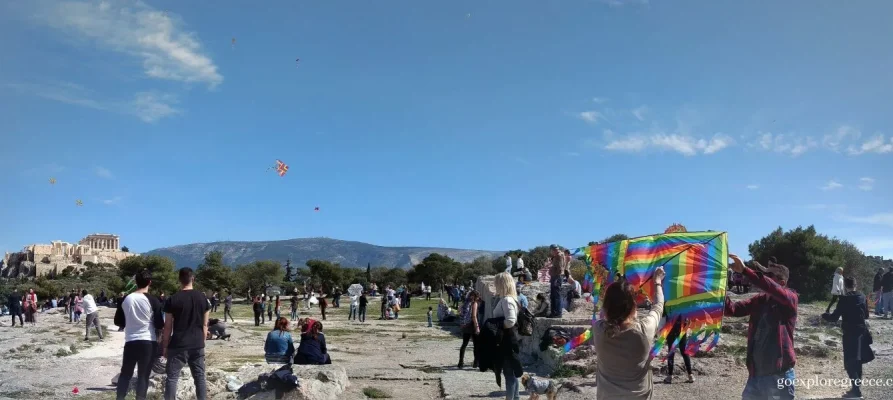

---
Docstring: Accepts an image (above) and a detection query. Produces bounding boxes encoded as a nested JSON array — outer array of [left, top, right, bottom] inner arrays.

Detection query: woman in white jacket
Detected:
[[826, 267, 845, 313], [493, 272, 522, 400]]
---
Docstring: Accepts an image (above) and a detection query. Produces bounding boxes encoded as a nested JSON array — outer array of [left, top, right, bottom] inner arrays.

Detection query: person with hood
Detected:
[[881, 267, 893, 319], [823, 276, 874, 399], [7, 290, 23, 327], [873, 268, 885, 316], [826, 267, 845, 314], [724, 255, 798, 399]]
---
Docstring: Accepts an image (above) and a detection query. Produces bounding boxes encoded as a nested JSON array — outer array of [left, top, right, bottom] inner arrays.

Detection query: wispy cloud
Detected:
[[592, 97, 609, 104], [604, 133, 733, 156], [848, 134, 893, 155], [852, 237, 893, 258], [858, 177, 875, 191], [840, 212, 893, 228], [102, 196, 123, 205], [566, 152, 580, 157], [821, 180, 843, 191], [806, 204, 847, 211], [577, 111, 604, 124], [752, 131, 817, 156], [95, 166, 114, 179], [30, 0, 222, 88], [823, 125, 861, 152], [746, 184, 759, 190], [632, 106, 648, 121], [4, 82, 181, 123]]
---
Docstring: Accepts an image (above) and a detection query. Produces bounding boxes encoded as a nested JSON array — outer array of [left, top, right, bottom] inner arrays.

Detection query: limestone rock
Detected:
[[239, 364, 348, 400]]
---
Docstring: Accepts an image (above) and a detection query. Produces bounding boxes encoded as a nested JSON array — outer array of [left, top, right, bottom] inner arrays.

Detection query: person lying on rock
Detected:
[[207, 318, 231, 340], [265, 317, 295, 364], [294, 320, 331, 365], [532, 293, 550, 318]]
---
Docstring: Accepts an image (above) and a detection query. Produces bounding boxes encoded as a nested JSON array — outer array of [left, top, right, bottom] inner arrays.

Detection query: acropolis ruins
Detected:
[[1, 233, 138, 278]]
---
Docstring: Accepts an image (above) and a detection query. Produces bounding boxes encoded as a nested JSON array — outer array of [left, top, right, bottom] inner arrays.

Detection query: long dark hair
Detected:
[[274, 317, 290, 336], [602, 280, 637, 337]]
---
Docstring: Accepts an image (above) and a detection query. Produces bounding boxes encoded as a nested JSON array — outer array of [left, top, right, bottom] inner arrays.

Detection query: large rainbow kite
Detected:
[[563, 231, 728, 359]]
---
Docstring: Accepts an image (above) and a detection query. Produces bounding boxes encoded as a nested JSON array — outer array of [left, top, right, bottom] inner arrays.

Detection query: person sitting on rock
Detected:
[[207, 318, 231, 340], [532, 293, 550, 318], [264, 317, 295, 364], [294, 320, 331, 365]]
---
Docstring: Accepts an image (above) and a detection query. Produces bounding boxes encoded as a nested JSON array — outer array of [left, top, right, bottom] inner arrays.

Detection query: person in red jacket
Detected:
[[724, 254, 799, 400]]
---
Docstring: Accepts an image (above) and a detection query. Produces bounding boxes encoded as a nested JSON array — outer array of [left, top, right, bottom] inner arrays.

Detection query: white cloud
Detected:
[[4, 82, 181, 123], [31, 0, 222, 88], [598, 0, 648, 6], [604, 133, 733, 156], [592, 97, 609, 104], [823, 125, 861, 151], [841, 212, 893, 228], [102, 196, 123, 205], [848, 134, 893, 155], [806, 204, 846, 210], [132, 91, 180, 122], [604, 136, 648, 152], [566, 152, 580, 157], [95, 166, 114, 179], [852, 237, 893, 257], [752, 131, 818, 157], [577, 111, 603, 124], [746, 184, 759, 190], [858, 177, 875, 191], [632, 106, 648, 121], [821, 180, 843, 191]]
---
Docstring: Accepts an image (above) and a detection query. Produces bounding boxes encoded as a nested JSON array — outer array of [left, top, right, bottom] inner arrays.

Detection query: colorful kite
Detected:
[[267, 159, 289, 176], [562, 231, 728, 358], [49, 178, 56, 185], [75, 199, 83, 206]]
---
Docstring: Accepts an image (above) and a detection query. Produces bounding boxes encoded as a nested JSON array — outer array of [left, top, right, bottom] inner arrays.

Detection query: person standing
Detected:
[[23, 288, 37, 325], [275, 295, 281, 319], [662, 316, 694, 384], [82, 289, 103, 341], [116, 292, 127, 332], [504, 254, 513, 274], [319, 296, 328, 321], [7, 290, 23, 327], [114, 269, 164, 400], [822, 276, 874, 399], [358, 292, 368, 323], [492, 272, 523, 400], [547, 245, 568, 318], [593, 267, 666, 399], [881, 267, 893, 319], [827, 267, 845, 314], [425, 284, 431, 301], [457, 290, 481, 369], [348, 293, 358, 321], [516, 256, 525, 281], [162, 268, 210, 400], [223, 292, 234, 323], [253, 296, 263, 326], [872, 268, 884, 316], [724, 255, 798, 399], [266, 296, 274, 322], [379, 292, 387, 320], [290, 294, 299, 320]]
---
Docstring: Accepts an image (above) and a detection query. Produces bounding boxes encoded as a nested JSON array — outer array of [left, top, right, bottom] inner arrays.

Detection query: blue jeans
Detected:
[[291, 308, 298, 320], [874, 291, 883, 315], [502, 363, 520, 400], [742, 369, 795, 400], [549, 276, 562, 317], [349, 305, 357, 320]]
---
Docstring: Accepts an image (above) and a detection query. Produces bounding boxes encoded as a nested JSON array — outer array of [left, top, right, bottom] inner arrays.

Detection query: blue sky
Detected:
[[1, 0, 891, 262]]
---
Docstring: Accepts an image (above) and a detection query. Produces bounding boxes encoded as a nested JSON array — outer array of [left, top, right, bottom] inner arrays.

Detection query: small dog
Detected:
[[520, 373, 559, 400]]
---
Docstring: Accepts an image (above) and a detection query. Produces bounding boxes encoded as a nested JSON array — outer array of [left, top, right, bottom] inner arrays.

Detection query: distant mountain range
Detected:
[[144, 237, 505, 269]]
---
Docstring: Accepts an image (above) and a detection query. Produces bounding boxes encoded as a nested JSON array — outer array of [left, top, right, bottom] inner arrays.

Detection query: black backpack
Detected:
[[517, 304, 536, 336]]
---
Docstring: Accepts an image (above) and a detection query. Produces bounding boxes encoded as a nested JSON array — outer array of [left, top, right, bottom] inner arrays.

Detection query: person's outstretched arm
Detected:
[[640, 267, 666, 340]]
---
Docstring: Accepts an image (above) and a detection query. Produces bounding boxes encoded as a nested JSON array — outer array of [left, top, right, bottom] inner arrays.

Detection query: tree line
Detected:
[[1, 227, 889, 305]]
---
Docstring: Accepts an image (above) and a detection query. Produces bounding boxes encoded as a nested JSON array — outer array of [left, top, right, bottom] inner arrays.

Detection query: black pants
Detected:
[[426, 293, 431, 301], [459, 332, 477, 366], [549, 276, 563, 317], [843, 333, 864, 394], [406, 296, 411, 308], [320, 307, 327, 320], [224, 307, 234, 322], [267, 309, 272, 321], [667, 346, 692, 376], [254, 310, 261, 326], [117, 340, 156, 400], [358, 306, 366, 322], [826, 295, 840, 313], [10, 312, 23, 326]]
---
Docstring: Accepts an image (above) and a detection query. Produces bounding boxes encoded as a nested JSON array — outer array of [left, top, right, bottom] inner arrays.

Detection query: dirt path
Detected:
[[1, 296, 891, 399]]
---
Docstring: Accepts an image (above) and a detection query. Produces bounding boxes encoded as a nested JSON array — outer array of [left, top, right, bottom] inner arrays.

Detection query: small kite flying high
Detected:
[[296, 58, 300, 68], [75, 199, 83, 207], [49, 178, 56, 185], [231, 37, 236, 48]]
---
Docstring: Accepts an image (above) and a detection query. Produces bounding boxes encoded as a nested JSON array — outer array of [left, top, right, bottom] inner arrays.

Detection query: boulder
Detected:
[[237, 364, 348, 400]]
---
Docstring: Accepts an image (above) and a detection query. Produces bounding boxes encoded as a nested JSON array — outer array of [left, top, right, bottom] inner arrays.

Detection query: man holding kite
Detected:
[[724, 254, 799, 400]]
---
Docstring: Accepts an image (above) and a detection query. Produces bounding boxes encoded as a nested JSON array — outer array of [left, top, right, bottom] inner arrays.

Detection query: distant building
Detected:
[[1, 233, 138, 278]]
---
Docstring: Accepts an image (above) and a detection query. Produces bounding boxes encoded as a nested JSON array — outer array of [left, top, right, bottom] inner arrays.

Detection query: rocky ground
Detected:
[[0, 291, 891, 399]]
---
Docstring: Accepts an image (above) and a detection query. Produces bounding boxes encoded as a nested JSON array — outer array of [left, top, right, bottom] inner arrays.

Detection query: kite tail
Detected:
[[562, 329, 592, 354], [649, 320, 676, 360], [702, 330, 722, 353]]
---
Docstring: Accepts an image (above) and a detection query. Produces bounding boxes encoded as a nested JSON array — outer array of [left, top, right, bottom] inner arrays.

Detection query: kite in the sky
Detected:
[[466, 13, 472, 19], [562, 231, 729, 358], [75, 199, 83, 207], [314, 207, 320, 212], [296, 58, 300, 68], [266, 159, 288, 176], [49, 178, 56, 185], [231, 37, 236, 48]]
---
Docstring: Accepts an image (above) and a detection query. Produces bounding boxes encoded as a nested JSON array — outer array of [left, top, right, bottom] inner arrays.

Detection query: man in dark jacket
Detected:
[[823, 277, 873, 399], [873, 268, 885, 316], [880, 267, 893, 319], [724, 255, 798, 400], [7, 291, 23, 327]]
